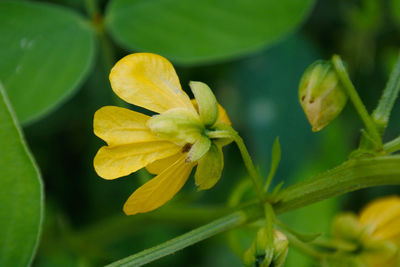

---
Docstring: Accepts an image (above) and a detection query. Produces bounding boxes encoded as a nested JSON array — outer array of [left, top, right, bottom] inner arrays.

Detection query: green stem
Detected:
[[274, 156, 400, 213], [208, 128, 265, 202], [384, 136, 400, 154], [74, 205, 230, 246], [331, 55, 382, 146], [232, 133, 265, 202], [372, 52, 400, 133], [84, 0, 115, 71], [105, 211, 247, 267], [105, 156, 400, 267], [84, 0, 125, 107], [84, 0, 100, 19]]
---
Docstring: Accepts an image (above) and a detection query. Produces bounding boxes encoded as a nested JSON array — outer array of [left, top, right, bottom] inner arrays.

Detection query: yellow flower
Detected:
[[93, 53, 231, 215], [333, 196, 400, 266], [359, 195, 400, 243], [358, 196, 400, 266]]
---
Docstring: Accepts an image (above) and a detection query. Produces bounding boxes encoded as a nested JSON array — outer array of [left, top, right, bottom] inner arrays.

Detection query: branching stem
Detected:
[[106, 156, 400, 266]]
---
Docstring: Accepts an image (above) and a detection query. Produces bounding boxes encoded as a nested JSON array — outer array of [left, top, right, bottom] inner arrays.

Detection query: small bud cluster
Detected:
[[243, 229, 289, 267]]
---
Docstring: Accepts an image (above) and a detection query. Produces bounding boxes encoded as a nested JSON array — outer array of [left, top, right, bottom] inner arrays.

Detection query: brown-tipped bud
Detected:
[[299, 60, 348, 132]]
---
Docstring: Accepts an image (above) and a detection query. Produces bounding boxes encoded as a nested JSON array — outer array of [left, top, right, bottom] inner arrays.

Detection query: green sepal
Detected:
[[147, 108, 203, 145], [276, 219, 321, 243], [194, 143, 224, 190], [187, 135, 211, 163], [208, 121, 235, 146], [189, 81, 218, 127]]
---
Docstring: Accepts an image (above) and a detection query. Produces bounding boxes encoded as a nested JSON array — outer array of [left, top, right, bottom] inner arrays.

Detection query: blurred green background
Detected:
[[0, 0, 399, 266]]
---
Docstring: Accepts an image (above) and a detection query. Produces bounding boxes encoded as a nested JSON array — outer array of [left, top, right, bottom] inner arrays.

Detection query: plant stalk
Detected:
[[372, 52, 400, 133], [106, 156, 400, 266], [331, 55, 382, 146]]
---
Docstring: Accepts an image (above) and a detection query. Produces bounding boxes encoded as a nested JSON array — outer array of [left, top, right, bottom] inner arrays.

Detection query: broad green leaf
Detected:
[[0, 83, 44, 266], [105, 0, 315, 64], [0, 1, 95, 124]]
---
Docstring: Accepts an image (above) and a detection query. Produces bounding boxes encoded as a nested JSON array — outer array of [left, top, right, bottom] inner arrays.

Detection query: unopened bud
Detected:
[[273, 230, 289, 267], [299, 60, 348, 132], [332, 213, 363, 242], [243, 229, 288, 267]]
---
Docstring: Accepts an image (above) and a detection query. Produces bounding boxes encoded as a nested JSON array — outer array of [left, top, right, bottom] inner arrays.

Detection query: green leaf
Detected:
[[105, 0, 315, 65], [276, 220, 320, 243], [0, 83, 44, 266], [264, 137, 281, 191], [0, 1, 95, 124]]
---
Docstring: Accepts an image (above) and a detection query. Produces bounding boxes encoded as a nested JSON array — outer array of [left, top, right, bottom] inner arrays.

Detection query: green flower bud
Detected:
[[332, 213, 363, 242], [299, 60, 348, 132], [243, 229, 288, 267], [272, 230, 289, 267], [147, 108, 204, 145], [189, 81, 219, 127]]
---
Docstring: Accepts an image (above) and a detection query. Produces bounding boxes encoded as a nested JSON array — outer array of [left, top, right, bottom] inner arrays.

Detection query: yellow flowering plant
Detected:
[[4, 1, 400, 266], [359, 196, 400, 266], [325, 196, 400, 266], [93, 53, 234, 215], [92, 53, 400, 267]]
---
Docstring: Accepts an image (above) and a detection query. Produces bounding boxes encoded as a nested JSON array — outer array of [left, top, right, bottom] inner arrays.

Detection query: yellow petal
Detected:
[[217, 103, 231, 125], [146, 152, 183, 175], [94, 141, 181, 179], [109, 53, 195, 113], [123, 154, 196, 215], [359, 196, 400, 238], [375, 216, 400, 242], [94, 106, 159, 146]]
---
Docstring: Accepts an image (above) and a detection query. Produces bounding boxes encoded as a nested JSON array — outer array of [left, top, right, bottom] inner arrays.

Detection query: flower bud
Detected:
[[243, 229, 288, 267], [299, 60, 348, 132], [272, 230, 289, 267], [332, 213, 363, 242]]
